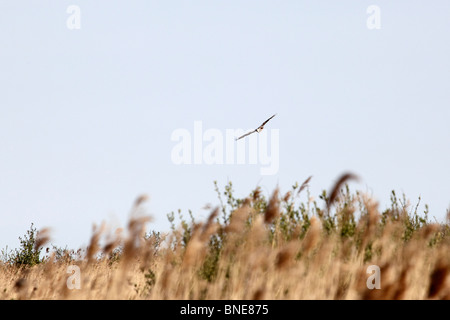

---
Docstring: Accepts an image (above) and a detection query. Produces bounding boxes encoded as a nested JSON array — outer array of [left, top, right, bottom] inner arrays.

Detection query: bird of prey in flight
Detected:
[[235, 114, 277, 141]]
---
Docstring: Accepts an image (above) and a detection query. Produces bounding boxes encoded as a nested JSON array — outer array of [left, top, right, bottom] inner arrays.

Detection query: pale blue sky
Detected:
[[1, 1, 449, 250]]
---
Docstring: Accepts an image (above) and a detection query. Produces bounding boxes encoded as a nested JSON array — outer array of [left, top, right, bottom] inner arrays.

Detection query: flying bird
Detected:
[[235, 114, 277, 141]]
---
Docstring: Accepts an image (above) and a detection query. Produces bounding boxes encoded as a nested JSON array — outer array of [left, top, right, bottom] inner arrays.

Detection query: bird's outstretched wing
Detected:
[[235, 129, 257, 141], [258, 114, 277, 129]]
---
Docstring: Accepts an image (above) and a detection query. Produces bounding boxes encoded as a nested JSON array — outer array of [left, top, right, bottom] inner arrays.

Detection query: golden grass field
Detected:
[[1, 174, 449, 300]]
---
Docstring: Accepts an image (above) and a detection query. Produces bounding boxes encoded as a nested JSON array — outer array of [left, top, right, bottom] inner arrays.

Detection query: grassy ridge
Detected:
[[1, 174, 449, 299]]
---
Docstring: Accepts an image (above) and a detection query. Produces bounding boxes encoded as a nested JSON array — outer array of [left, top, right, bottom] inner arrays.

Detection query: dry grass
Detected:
[[1, 175, 449, 300]]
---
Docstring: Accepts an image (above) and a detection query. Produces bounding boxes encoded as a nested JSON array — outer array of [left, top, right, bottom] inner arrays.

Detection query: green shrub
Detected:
[[4, 223, 44, 267]]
